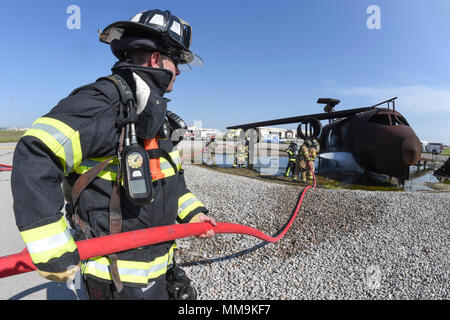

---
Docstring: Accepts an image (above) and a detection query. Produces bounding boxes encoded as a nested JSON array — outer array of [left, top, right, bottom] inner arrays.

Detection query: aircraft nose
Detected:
[[401, 136, 421, 165]]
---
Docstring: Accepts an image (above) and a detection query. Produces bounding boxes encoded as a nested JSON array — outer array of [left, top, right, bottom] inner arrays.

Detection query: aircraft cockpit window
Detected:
[[396, 115, 409, 126], [368, 114, 391, 126], [391, 115, 402, 126], [390, 115, 410, 126]]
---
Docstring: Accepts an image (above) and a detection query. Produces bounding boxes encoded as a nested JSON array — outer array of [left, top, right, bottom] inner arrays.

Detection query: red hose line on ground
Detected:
[[0, 167, 316, 279], [182, 143, 237, 158], [0, 164, 12, 172]]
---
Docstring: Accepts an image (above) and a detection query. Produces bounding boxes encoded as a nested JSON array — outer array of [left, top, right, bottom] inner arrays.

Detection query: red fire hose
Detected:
[[0, 165, 316, 280], [0, 164, 12, 172]]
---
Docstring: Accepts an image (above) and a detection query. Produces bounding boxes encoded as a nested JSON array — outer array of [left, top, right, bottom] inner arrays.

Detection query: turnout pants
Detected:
[[84, 276, 168, 300], [285, 160, 296, 177], [209, 151, 216, 166], [306, 160, 315, 180], [293, 159, 307, 182]]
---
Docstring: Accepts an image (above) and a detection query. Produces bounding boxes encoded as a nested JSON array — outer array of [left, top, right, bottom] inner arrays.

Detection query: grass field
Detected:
[[0, 130, 26, 143], [442, 147, 450, 156]]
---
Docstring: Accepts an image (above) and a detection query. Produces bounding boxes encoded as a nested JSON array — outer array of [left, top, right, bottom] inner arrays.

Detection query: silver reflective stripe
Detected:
[[147, 253, 172, 275], [85, 250, 174, 279], [32, 123, 74, 172], [25, 228, 72, 254], [160, 153, 181, 171], [118, 266, 149, 278], [178, 197, 198, 215], [160, 161, 173, 170], [85, 260, 109, 273]]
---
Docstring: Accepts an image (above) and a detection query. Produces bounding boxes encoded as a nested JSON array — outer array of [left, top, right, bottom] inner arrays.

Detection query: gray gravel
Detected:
[[176, 164, 450, 300], [1, 143, 448, 300]]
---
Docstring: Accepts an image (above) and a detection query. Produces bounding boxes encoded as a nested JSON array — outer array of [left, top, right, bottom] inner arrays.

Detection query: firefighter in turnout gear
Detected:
[[233, 142, 247, 168], [206, 136, 217, 166], [11, 9, 216, 300], [307, 139, 320, 181], [293, 141, 310, 183], [312, 139, 320, 154], [285, 141, 298, 177]]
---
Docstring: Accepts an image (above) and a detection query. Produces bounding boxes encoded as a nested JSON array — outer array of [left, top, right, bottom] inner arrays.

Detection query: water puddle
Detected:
[[199, 154, 448, 192]]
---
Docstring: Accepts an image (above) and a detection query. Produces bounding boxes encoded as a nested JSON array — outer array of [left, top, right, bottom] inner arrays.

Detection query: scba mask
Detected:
[[128, 67, 187, 143]]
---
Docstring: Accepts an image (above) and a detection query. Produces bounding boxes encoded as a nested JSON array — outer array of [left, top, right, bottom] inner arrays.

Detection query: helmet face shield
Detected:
[[99, 26, 124, 44], [100, 10, 201, 66], [178, 54, 204, 72]]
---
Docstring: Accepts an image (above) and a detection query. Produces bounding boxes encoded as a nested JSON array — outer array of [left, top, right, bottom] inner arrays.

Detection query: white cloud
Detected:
[[337, 85, 450, 113]]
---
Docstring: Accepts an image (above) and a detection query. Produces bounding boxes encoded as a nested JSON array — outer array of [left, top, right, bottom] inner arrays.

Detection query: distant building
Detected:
[[256, 127, 296, 140], [225, 126, 299, 142], [185, 126, 224, 140]]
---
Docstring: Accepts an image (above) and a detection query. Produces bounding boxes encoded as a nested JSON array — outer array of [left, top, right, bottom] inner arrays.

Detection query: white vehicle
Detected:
[[420, 140, 428, 152], [426, 142, 444, 155], [262, 134, 286, 143]]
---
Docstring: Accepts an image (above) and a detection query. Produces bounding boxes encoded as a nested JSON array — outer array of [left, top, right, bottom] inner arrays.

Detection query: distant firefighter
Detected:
[[293, 141, 310, 183], [307, 139, 320, 181], [206, 136, 217, 166], [312, 138, 320, 154], [233, 142, 247, 168], [434, 157, 450, 178], [285, 141, 298, 177]]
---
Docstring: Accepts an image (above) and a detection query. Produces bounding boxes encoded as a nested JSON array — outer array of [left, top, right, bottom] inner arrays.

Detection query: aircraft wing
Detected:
[[227, 106, 375, 130]]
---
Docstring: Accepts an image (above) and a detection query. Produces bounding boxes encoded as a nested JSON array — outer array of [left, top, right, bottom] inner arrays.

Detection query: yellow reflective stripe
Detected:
[[170, 150, 183, 170], [75, 151, 181, 183], [179, 202, 203, 220], [178, 193, 195, 207], [74, 157, 120, 182], [82, 244, 175, 284], [20, 217, 77, 264], [178, 193, 204, 220], [23, 117, 82, 174], [152, 151, 182, 181], [160, 166, 176, 177], [89, 157, 119, 163], [82, 257, 113, 281], [21, 217, 69, 243], [35, 117, 82, 169], [75, 165, 118, 181]]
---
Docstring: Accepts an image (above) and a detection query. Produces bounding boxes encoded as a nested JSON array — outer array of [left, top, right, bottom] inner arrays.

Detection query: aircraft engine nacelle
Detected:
[[297, 118, 322, 140]]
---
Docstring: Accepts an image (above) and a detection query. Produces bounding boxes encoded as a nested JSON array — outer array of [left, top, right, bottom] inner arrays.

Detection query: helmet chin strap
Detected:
[[132, 72, 151, 115]]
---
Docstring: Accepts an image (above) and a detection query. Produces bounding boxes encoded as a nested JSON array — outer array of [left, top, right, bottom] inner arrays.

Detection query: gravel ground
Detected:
[[176, 164, 450, 300]]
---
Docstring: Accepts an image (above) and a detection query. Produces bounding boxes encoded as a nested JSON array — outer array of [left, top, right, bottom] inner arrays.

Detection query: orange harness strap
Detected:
[[143, 138, 165, 180]]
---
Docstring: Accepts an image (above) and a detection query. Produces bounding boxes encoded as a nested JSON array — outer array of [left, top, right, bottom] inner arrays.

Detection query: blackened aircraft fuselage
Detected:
[[227, 98, 422, 184], [320, 107, 421, 183]]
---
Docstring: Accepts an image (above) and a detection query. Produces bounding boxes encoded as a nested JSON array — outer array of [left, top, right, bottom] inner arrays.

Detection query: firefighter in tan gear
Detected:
[[293, 140, 310, 183], [11, 9, 215, 300], [206, 136, 217, 166], [306, 139, 319, 181], [233, 141, 247, 168]]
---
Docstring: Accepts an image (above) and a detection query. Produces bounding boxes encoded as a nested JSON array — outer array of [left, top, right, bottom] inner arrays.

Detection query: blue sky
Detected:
[[1, 0, 449, 144]]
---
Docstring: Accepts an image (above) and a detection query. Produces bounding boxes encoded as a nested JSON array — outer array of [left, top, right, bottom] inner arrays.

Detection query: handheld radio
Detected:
[[120, 103, 153, 206]]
